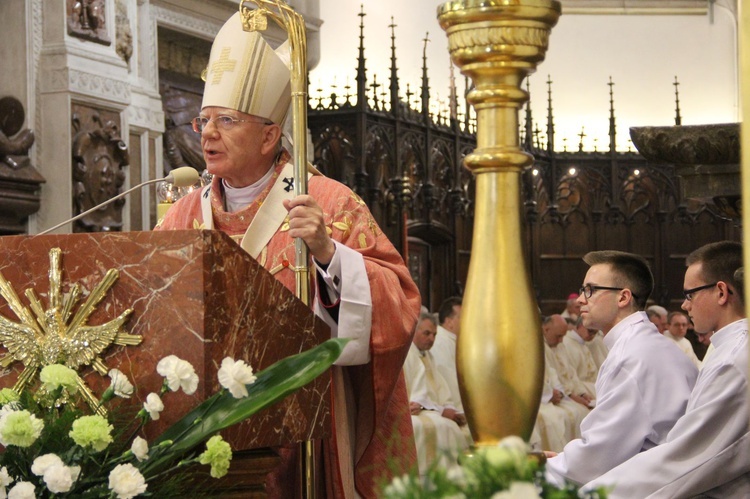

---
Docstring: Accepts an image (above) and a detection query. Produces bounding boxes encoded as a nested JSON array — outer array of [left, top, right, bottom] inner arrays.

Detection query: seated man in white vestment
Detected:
[[573, 317, 608, 371], [543, 315, 595, 404], [403, 312, 470, 476], [545, 251, 698, 487], [561, 292, 581, 321], [430, 297, 469, 431], [586, 241, 750, 498], [646, 304, 668, 333], [532, 351, 590, 452], [664, 310, 702, 368], [563, 318, 599, 388]]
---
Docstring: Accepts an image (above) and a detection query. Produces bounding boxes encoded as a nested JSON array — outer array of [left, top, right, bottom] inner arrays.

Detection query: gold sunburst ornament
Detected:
[[0, 248, 141, 415]]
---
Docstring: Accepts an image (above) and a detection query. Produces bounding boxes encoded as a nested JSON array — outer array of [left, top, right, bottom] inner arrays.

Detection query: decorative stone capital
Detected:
[[630, 123, 741, 221]]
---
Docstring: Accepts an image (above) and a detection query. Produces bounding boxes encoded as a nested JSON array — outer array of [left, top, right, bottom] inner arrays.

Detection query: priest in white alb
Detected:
[[403, 312, 470, 476]]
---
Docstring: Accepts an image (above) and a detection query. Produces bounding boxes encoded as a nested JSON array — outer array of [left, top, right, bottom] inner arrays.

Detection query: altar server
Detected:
[[586, 241, 749, 497], [545, 251, 698, 487]]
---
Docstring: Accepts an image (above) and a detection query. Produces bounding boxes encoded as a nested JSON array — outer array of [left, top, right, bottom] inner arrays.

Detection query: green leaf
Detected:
[[143, 338, 347, 474]]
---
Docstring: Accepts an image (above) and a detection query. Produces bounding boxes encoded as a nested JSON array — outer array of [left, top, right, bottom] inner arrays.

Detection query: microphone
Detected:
[[37, 166, 201, 236]]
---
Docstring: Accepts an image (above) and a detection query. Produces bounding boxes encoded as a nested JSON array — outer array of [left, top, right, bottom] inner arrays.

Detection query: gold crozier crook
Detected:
[[237, 1, 315, 497]]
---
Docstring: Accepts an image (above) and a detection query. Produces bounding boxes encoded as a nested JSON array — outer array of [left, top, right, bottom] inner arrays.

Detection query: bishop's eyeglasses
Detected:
[[191, 115, 273, 133]]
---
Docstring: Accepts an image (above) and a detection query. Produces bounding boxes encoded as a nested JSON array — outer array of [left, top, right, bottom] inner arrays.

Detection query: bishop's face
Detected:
[[199, 106, 275, 188]]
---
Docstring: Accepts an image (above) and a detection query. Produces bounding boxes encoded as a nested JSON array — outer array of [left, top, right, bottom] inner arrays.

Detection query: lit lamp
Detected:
[[156, 181, 177, 221], [437, 0, 561, 447]]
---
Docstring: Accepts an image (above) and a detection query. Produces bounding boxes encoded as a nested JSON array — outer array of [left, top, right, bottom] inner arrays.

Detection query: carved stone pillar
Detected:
[[34, 0, 130, 234]]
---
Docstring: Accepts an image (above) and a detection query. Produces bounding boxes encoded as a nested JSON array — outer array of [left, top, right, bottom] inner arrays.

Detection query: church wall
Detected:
[[1, 0, 320, 234]]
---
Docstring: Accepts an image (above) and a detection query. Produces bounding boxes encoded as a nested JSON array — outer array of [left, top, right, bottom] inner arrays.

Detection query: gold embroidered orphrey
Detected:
[[0, 248, 141, 415]]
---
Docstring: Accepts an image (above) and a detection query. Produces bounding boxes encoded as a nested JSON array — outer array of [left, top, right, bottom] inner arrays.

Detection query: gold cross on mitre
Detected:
[[210, 47, 238, 85]]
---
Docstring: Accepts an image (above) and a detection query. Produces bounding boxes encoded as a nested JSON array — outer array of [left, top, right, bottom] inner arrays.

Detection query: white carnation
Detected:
[[108, 463, 147, 499], [143, 393, 164, 420], [42, 464, 79, 494], [31, 454, 64, 476], [108, 369, 134, 398], [495, 482, 540, 499], [7, 482, 34, 499], [218, 357, 257, 398], [156, 355, 199, 395], [0, 466, 12, 487], [497, 435, 529, 454], [131, 436, 149, 461]]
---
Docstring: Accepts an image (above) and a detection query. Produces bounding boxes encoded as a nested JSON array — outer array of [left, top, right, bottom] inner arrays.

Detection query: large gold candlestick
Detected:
[[438, 0, 560, 446]]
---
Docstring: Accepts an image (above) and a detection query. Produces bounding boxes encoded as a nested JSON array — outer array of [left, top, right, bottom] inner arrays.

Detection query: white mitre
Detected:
[[202, 12, 291, 125]]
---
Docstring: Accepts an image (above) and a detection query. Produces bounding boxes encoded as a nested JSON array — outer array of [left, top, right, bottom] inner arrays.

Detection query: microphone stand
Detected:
[[37, 168, 200, 236]]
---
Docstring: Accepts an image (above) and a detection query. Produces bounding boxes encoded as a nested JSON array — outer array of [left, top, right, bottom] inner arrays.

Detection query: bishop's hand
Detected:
[[283, 195, 336, 265]]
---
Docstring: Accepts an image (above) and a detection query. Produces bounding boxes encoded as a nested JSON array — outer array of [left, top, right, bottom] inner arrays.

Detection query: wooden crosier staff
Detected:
[[238, 1, 315, 496]]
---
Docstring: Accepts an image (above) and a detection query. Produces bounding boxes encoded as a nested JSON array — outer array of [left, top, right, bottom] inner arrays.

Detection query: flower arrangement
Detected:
[[0, 338, 346, 498], [382, 436, 608, 499]]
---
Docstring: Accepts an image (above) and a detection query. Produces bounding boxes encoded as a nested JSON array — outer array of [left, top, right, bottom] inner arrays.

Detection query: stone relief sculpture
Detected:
[[115, 0, 133, 64], [0, 97, 35, 170], [67, 0, 111, 45], [0, 96, 45, 235], [71, 111, 129, 232]]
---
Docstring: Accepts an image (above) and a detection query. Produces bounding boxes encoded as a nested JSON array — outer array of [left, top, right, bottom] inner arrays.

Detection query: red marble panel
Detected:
[[0, 230, 331, 450]]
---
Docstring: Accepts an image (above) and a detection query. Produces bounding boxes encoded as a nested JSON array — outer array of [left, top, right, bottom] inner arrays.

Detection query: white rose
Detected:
[[143, 393, 164, 420], [31, 454, 64, 476], [156, 355, 199, 395], [218, 357, 257, 398], [42, 464, 79, 494], [108, 369, 134, 398], [131, 436, 149, 461], [7, 482, 34, 499], [108, 463, 147, 499]]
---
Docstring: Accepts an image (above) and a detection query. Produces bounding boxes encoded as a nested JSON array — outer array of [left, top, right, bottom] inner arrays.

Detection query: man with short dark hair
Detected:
[[587, 241, 749, 497], [545, 250, 698, 486], [431, 297, 465, 416]]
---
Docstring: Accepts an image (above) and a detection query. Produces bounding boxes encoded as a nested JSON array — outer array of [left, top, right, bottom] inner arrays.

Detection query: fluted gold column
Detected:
[[438, 0, 560, 446]]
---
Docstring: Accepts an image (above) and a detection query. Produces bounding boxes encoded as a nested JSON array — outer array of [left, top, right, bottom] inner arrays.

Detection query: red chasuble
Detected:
[[157, 164, 420, 497]]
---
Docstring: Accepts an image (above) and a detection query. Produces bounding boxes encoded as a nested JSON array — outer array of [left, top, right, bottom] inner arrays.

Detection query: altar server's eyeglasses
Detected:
[[579, 284, 638, 301], [682, 282, 731, 301], [191, 115, 272, 133]]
